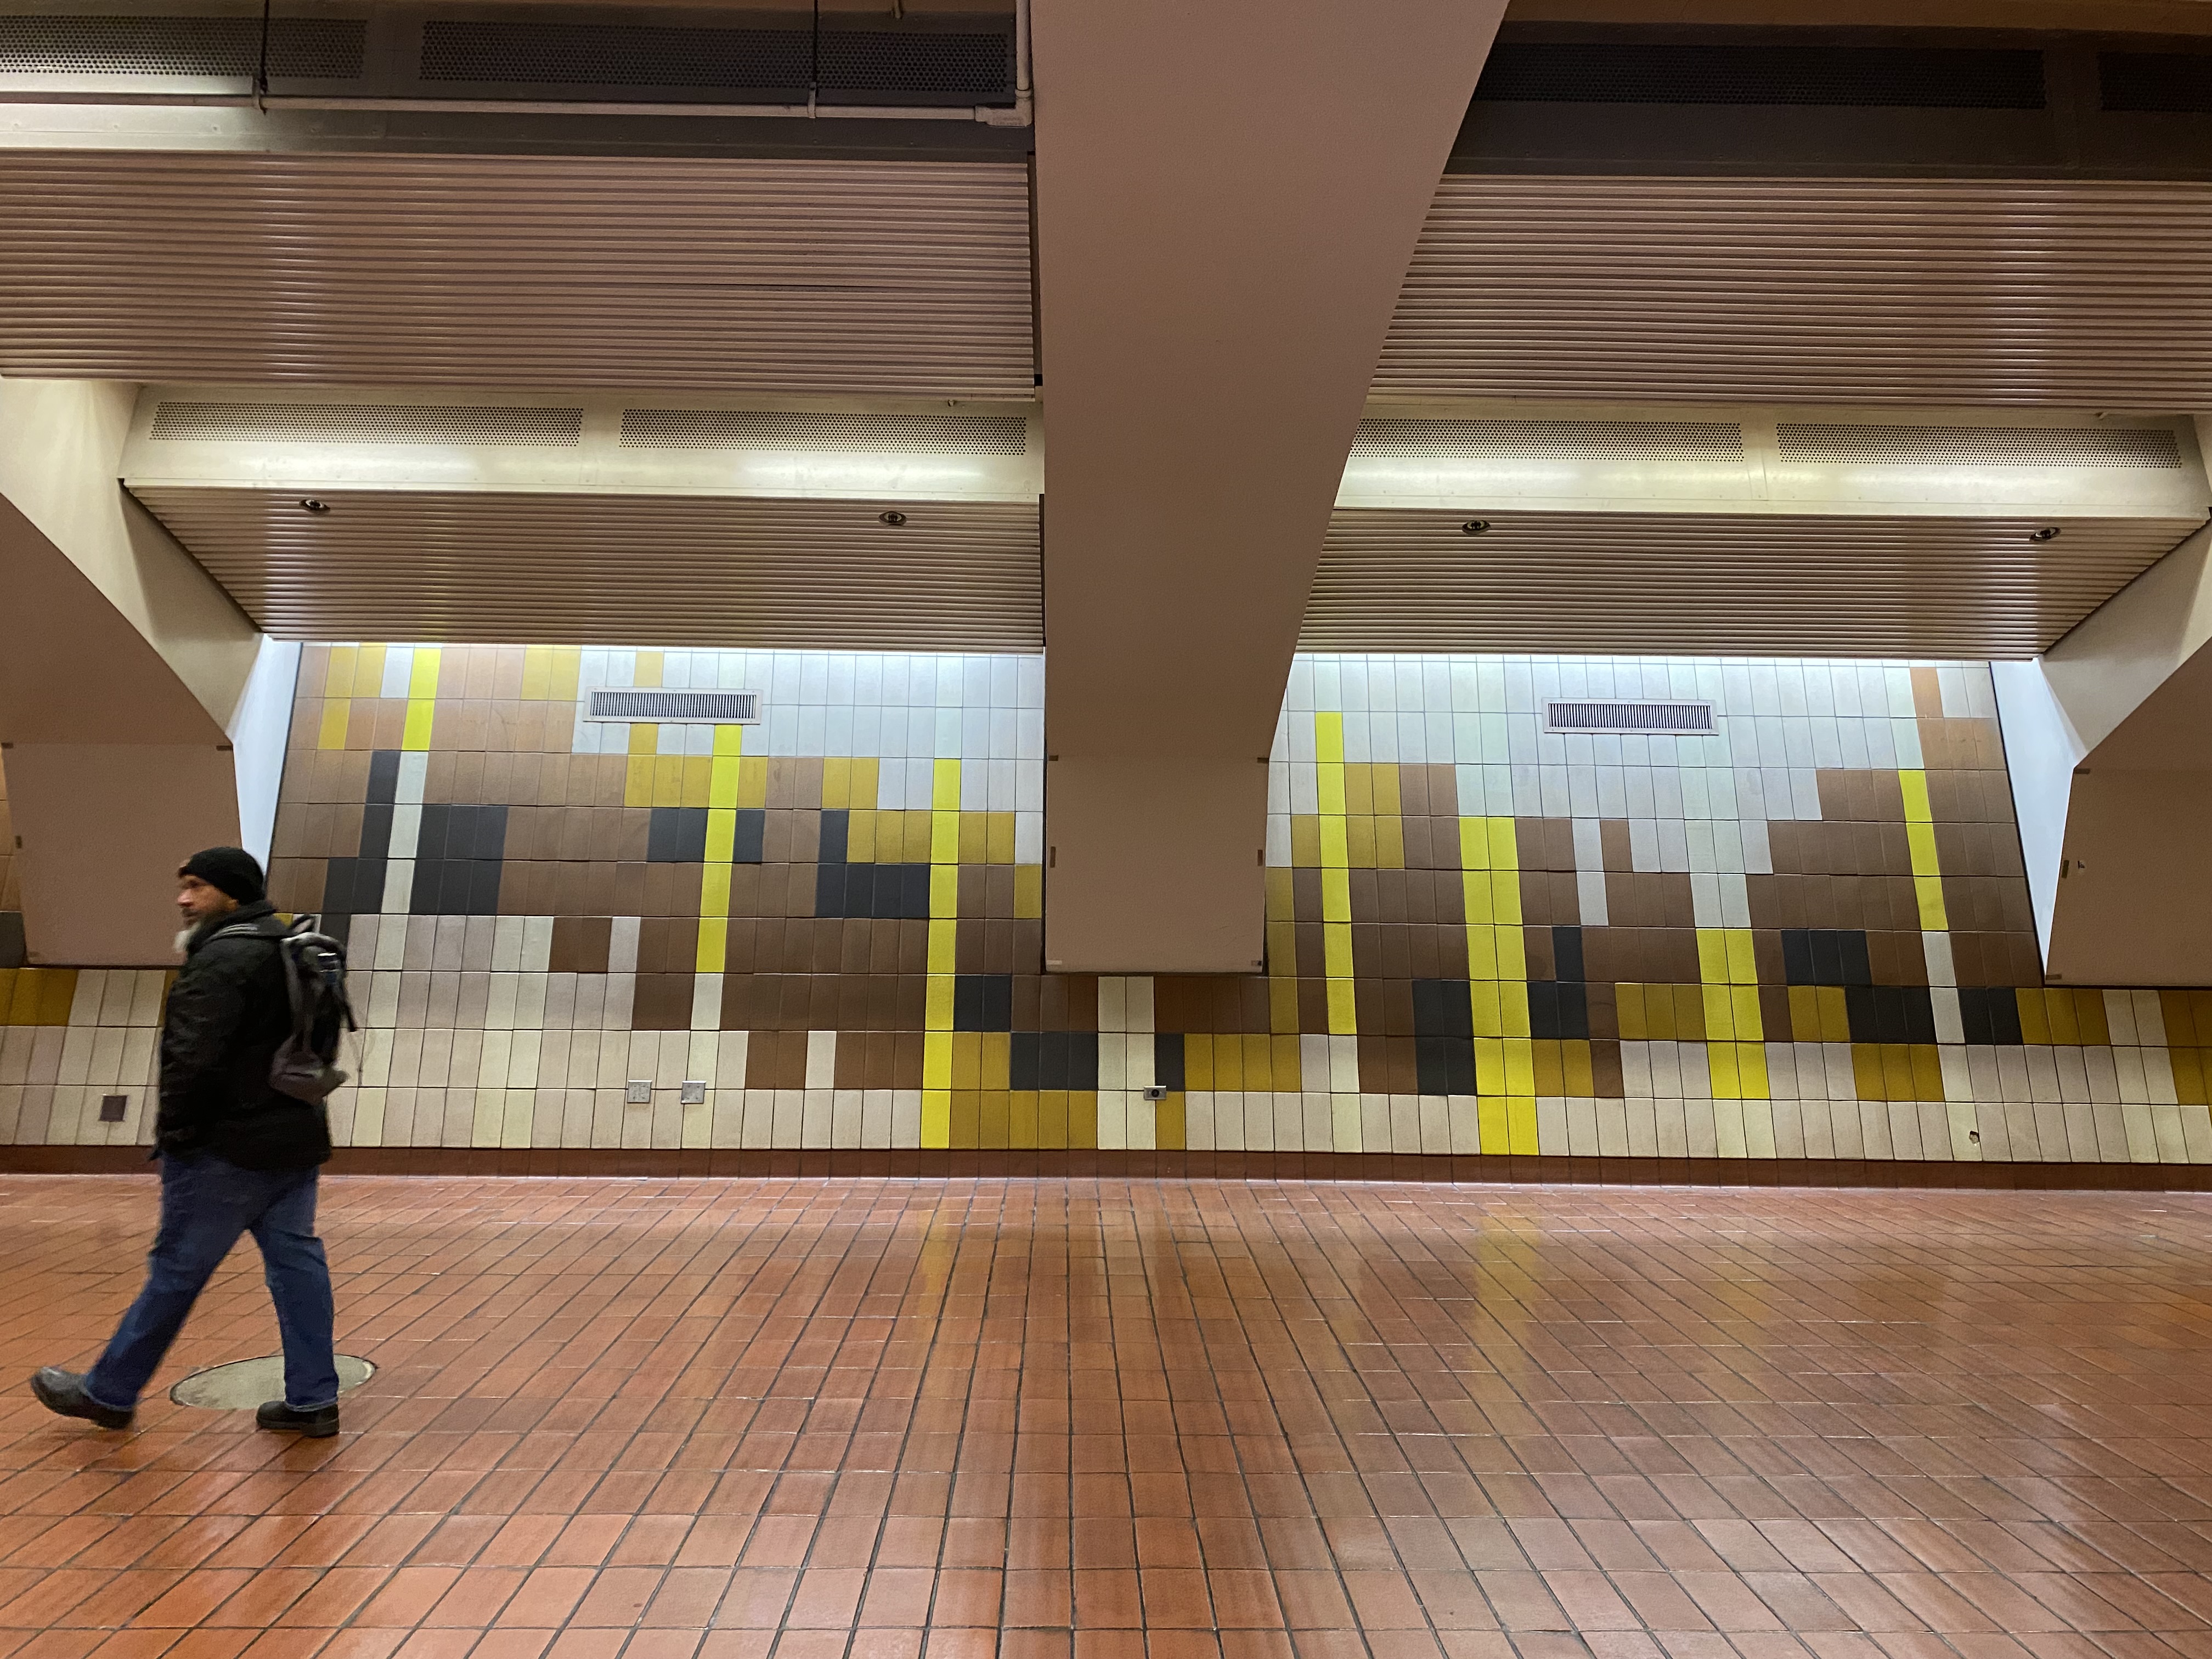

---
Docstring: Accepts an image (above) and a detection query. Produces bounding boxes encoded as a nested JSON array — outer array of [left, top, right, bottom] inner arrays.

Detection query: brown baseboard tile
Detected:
[[2, 1144, 2208, 1190]]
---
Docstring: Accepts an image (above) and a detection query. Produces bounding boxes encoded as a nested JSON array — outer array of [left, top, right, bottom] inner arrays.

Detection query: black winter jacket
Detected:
[[155, 900, 332, 1170]]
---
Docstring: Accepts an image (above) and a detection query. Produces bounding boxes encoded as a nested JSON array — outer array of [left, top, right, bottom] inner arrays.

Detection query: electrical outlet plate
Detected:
[[624, 1080, 653, 1105]]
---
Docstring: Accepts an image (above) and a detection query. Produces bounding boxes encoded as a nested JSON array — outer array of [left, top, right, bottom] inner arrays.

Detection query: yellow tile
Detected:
[[1271, 1034, 1302, 1091], [1321, 870, 1351, 925], [1564, 1040, 1594, 1098], [1248, 1035, 1283, 1097], [1477, 1096, 1509, 1154], [981, 1032, 1010, 1091], [1912, 873, 1949, 931], [1346, 817, 1376, 869], [1014, 865, 1044, 920], [325, 644, 359, 698], [2071, 989, 2111, 1047], [1474, 1038, 1506, 1096], [981, 1090, 1012, 1150], [1881, 1043, 1918, 1102], [1289, 817, 1321, 867], [847, 809, 878, 863], [680, 758, 713, 809], [1672, 985, 1707, 1042], [1909, 1044, 1946, 1103], [1702, 984, 1736, 1041], [951, 1091, 982, 1149], [652, 756, 687, 808], [1506, 1097, 1539, 1155], [1315, 712, 1344, 765], [1327, 979, 1357, 1036], [932, 759, 961, 811], [713, 724, 744, 759], [1708, 1041, 1741, 1099], [1031, 1090, 1060, 1149], [1184, 1035, 1214, 1091], [926, 974, 955, 1033], [1317, 766, 1345, 818], [1341, 763, 1374, 816], [1265, 867, 1296, 921], [905, 812, 936, 864], [634, 650, 663, 687], [1532, 1041, 1565, 1097], [2171, 1048, 2207, 1108], [923, 1030, 955, 1088], [2041, 989, 2078, 1046], [37, 969, 76, 1026], [921, 1090, 950, 1148], [550, 646, 582, 702], [317, 699, 352, 751], [2165, 990, 2203, 1046], [1816, 985, 1852, 1043], [1787, 985, 1823, 1043], [1370, 763, 1401, 818], [1213, 1036, 1244, 1091], [1852, 1044, 1888, 1102], [738, 758, 769, 809], [1731, 986, 1764, 1043], [986, 812, 1016, 864], [1155, 1096, 1187, 1151], [1375, 816, 1405, 871], [821, 757, 852, 809], [1067, 1092, 1099, 1150], [0, 970, 13, 1024], [1503, 1038, 1535, 1097], [1268, 975, 1299, 1035], [958, 814, 988, 864], [628, 722, 659, 757], [1318, 817, 1349, 869], [1615, 984, 1649, 1041]]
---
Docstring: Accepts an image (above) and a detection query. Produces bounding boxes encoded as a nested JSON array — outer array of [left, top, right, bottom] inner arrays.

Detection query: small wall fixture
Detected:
[[879, 510, 908, 527], [297, 498, 331, 515], [1460, 519, 1491, 535], [2028, 526, 2063, 543]]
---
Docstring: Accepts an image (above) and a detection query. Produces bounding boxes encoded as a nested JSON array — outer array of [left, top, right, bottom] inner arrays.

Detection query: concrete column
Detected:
[[0, 377, 272, 965], [1994, 517, 2212, 985], [1031, 0, 1505, 973]]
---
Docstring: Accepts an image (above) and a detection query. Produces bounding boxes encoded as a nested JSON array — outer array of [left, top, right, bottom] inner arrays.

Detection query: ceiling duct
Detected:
[[1471, 40, 2046, 109]]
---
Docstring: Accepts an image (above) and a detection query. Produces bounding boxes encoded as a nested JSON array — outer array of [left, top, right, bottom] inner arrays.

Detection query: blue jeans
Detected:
[[86, 1154, 338, 1413]]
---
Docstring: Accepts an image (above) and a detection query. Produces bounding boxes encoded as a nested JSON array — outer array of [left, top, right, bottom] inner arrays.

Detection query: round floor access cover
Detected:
[[169, 1354, 375, 1408]]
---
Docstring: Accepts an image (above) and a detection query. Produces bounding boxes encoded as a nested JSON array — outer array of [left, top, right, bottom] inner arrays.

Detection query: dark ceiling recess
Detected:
[[417, 15, 1015, 106], [1471, 41, 2046, 109], [2101, 52, 2212, 112]]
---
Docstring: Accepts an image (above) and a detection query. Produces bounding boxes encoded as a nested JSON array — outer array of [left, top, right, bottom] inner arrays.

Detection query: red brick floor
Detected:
[[4, 1176, 2212, 1659]]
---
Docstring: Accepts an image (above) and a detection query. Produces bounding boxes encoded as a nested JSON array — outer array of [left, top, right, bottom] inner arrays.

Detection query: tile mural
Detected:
[[4, 644, 2211, 1166]]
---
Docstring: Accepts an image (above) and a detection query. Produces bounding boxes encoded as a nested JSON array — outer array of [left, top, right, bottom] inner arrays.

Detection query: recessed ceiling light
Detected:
[[298, 498, 331, 515], [2029, 526, 2062, 543], [879, 510, 908, 527], [1460, 519, 1491, 535]]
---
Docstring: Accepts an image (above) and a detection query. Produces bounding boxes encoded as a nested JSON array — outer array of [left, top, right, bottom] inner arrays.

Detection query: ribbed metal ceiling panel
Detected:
[[0, 155, 1033, 397], [1304, 510, 2203, 659], [129, 487, 1042, 649], [1382, 178, 2212, 407]]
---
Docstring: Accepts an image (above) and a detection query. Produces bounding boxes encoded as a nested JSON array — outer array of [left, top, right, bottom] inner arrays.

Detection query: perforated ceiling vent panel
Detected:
[[1352, 419, 1743, 462], [2100, 52, 2212, 113], [0, 14, 363, 78], [1471, 41, 2045, 108], [1777, 424, 2184, 469], [620, 409, 1027, 454], [150, 402, 584, 445], [588, 689, 759, 723], [815, 28, 1013, 101], [419, 19, 810, 92], [1547, 701, 1713, 733]]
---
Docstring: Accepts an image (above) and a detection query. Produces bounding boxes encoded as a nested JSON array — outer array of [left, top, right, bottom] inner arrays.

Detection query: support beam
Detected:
[[1032, 0, 1505, 973], [0, 377, 273, 965], [1994, 513, 2212, 986]]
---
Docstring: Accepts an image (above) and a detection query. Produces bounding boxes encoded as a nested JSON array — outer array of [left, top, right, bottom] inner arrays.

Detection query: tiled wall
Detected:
[[0, 761, 20, 969], [7, 644, 2212, 1168]]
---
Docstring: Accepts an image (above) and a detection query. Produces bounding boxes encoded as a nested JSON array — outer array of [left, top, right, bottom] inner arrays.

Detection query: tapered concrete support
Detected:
[[0, 378, 279, 965], [1031, 0, 1505, 974], [1994, 517, 2212, 986]]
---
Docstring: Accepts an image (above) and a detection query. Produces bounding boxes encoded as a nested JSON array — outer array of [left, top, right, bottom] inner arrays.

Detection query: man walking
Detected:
[[31, 848, 342, 1437]]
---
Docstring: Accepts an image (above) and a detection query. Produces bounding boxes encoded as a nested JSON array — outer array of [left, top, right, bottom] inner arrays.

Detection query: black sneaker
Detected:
[[256, 1400, 340, 1438], [30, 1367, 133, 1430]]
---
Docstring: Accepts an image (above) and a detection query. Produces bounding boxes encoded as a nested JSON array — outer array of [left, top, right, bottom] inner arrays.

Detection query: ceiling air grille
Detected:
[[0, 14, 364, 77], [1352, 418, 1744, 462], [2100, 52, 2212, 113], [620, 409, 1028, 454], [1471, 42, 2045, 109], [1547, 701, 1714, 734], [1777, 423, 2183, 469], [149, 402, 585, 446], [586, 689, 760, 723]]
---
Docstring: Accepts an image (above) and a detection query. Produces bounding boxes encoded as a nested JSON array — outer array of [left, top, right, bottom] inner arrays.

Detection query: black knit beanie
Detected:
[[179, 847, 266, 904]]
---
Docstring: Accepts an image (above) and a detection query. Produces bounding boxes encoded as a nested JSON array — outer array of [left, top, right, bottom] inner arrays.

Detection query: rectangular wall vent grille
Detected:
[[1472, 41, 2045, 109], [620, 409, 1028, 455], [1547, 700, 1714, 733], [1352, 418, 1744, 462], [0, 15, 364, 78], [150, 402, 585, 446], [586, 689, 760, 723], [1777, 423, 2183, 469], [2100, 52, 2212, 113]]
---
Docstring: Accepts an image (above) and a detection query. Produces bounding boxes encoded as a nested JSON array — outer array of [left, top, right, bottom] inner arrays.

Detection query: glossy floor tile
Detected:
[[4, 1175, 2212, 1659]]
